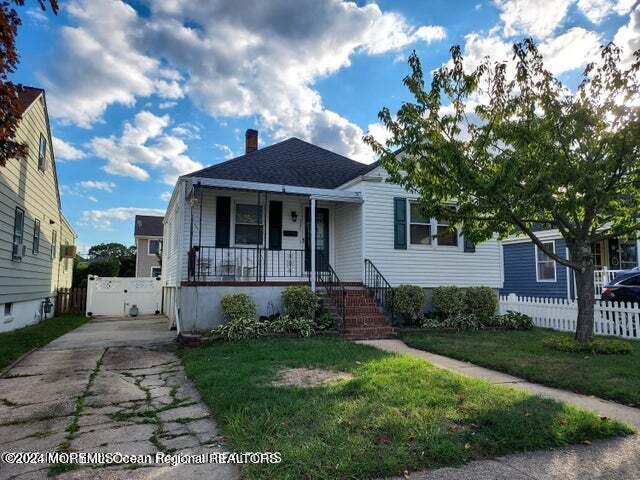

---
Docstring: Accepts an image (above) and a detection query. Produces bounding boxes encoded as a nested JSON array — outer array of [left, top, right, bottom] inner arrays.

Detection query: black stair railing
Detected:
[[364, 258, 395, 324], [315, 252, 346, 327]]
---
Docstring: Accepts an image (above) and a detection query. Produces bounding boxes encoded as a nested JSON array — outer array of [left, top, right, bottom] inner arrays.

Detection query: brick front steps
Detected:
[[320, 286, 394, 340]]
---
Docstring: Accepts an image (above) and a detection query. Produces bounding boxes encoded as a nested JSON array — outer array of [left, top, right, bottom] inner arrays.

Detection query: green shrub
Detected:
[[269, 315, 315, 337], [314, 309, 334, 330], [221, 293, 256, 323], [464, 287, 498, 321], [282, 286, 317, 320], [392, 285, 425, 325], [444, 313, 482, 331], [432, 286, 466, 319], [494, 311, 534, 330], [211, 317, 265, 340], [543, 336, 633, 355]]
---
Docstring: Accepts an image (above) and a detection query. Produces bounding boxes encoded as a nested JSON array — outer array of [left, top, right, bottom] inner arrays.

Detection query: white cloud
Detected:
[[52, 136, 86, 161], [42, 0, 446, 163], [42, 0, 183, 127], [614, 6, 640, 65], [457, 28, 601, 76], [88, 195, 98, 203], [79, 180, 116, 192], [159, 101, 178, 109], [90, 111, 203, 185], [578, 0, 636, 23], [366, 122, 393, 148], [79, 207, 165, 231], [213, 143, 234, 160], [539, 28, 602, 74], [26, 7, 49, 23], [160, 192, 172, 201], [495, 0, 574, 38]]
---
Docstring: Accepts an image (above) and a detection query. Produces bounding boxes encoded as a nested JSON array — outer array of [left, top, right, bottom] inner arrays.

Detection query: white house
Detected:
[[161, 130, 503, 337]]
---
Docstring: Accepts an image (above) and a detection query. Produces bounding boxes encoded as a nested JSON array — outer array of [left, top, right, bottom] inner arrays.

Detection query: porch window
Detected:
[[535, 241, 556, 282], [436, 218, 458, 246], [409, 202, 431, 245], [235, 204, 263, 245]]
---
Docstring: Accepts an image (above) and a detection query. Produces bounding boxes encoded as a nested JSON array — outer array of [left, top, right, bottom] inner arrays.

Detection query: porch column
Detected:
[[311, 197, 316, 291]]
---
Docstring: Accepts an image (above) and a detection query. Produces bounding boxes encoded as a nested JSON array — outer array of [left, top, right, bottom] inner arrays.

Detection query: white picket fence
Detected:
[[499, 294, 640, 340]]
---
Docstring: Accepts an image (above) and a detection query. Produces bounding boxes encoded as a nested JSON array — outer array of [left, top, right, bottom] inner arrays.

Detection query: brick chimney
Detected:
[[245, 129, 258, 154]]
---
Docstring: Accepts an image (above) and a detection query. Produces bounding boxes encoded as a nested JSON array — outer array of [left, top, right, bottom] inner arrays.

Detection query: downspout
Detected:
[[565, 247, 571, 300], [311, 197, 316, 291]]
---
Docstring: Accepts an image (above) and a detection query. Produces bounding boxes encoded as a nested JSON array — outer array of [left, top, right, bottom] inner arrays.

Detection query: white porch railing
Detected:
[[593, 268, 624, 298], [500, 294, 640, 340]]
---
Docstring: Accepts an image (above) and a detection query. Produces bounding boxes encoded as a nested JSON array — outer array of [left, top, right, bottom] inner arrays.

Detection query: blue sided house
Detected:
[[501, 230, 640, 300]]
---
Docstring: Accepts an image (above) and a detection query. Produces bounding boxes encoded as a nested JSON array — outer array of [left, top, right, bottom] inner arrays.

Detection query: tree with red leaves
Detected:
[[0, 0, 58, 167]]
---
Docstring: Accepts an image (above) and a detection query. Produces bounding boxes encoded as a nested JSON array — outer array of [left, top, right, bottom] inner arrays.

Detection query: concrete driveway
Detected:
[[0, 317, 238, 480]]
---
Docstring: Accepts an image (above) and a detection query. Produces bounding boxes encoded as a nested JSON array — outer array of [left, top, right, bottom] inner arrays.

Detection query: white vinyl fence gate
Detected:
[[500, 294, 640, 340], [86, 276, 162, 317]]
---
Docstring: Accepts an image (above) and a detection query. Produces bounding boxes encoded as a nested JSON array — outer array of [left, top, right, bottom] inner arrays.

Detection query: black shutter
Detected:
[[394, 197, 407, 249], [464, 238, 476, 253], [268, 200, 282, 250], [215, 196, 230, 247]]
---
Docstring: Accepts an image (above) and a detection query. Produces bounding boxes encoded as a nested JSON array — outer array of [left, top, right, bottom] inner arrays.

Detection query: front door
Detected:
[[305, 207, 329, 272]]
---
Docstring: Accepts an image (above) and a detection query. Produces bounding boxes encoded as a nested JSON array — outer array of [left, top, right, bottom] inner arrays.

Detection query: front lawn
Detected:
[[401, 329, 640, 407], [179, 337, 631, 480], [0, 315, 88, 371]]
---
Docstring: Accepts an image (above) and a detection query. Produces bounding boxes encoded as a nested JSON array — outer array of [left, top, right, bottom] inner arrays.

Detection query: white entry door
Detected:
[[86, 276, 162, 317]]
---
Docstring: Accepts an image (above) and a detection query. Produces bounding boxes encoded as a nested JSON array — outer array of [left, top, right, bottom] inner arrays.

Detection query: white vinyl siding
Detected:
[[342, 168, 503, 288], [334, 202, 362, 282], [0, 93, 73, 304]]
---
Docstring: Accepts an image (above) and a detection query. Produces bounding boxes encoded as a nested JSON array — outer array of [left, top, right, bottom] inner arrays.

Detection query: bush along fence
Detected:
[[499, 294, 640, 340]]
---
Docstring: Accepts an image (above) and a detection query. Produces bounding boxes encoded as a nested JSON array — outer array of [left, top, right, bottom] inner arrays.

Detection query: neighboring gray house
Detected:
[[134, 215, 163, 277], [0, 86, 76, 332], [161, 130, 503, 338]]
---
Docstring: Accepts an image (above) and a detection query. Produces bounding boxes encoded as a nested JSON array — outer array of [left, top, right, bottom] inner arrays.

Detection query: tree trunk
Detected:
[[571, 242, 595, 343]]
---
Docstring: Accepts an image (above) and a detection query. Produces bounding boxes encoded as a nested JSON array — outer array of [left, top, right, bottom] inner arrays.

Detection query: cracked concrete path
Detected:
[[0, 317, 238, 480], [360, 339, 640, 480]]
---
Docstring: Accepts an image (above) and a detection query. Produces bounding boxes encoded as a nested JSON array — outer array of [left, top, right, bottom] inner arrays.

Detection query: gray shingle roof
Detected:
[[134, 215, 163, 237], [186, 137, 379, 189]]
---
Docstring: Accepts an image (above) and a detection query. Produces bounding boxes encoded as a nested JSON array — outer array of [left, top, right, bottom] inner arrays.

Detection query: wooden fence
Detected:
[[499, 294, 640, 340], [55, 288, 87, 316]]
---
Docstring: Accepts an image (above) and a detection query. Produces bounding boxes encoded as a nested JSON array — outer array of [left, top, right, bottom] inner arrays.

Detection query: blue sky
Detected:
[[12, 0, 639, 253]]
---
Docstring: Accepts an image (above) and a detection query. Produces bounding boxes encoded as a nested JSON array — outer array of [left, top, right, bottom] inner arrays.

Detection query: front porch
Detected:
[[183, 180, 364, 286], [592, 238, 639, 297]]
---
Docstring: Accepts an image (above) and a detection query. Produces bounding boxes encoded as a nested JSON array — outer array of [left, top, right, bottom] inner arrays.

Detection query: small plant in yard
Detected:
[[495, 311, 534, 330], [282, 286, 317, 319], [269, 314, 315, 337], [392, 284, 424, 325], [314, 307, 334, 330], [543, 336, 633, 355], [221, 293, 257, 322], [211, 317, 266, 341]]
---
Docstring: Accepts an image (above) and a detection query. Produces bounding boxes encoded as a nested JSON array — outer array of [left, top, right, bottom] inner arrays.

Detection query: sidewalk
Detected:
[[358, 339, 640, 480]]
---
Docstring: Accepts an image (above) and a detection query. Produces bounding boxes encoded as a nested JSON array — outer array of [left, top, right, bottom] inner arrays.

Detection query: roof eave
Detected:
[[184, 176, 363, 202]]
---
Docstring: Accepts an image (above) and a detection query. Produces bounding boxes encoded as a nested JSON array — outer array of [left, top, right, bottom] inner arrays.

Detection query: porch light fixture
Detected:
[[291, 211, 298, 223]]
